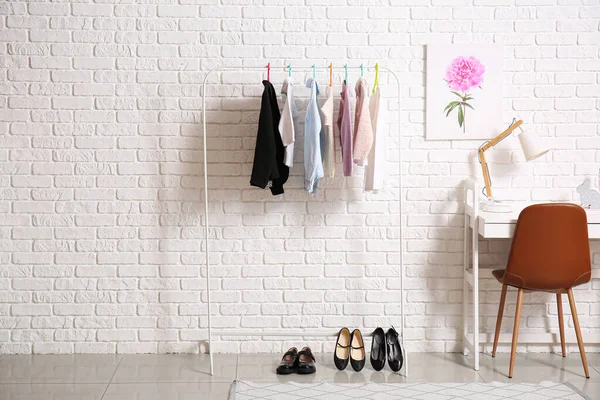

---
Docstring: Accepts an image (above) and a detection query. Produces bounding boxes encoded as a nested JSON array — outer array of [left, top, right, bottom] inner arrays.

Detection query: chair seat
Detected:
[[492, 269, 505, 283], [492, 269, 568, 293]]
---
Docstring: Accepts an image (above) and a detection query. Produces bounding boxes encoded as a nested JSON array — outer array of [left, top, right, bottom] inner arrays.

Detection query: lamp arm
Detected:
[[478, 149, 493, 198], [477, 119, 524, 199], [479, 119, 523, 152]]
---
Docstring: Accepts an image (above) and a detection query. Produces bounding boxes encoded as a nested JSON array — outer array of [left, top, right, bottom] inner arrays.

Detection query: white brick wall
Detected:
[[0, 0, 599, 355]]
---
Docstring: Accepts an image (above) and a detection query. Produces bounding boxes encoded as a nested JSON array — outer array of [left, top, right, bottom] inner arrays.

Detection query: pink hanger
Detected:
[[267, 63, 270, 81]]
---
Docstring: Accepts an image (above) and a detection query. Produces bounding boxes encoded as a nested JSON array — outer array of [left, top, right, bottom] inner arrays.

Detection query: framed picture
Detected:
[[426, 44, 503, 140]]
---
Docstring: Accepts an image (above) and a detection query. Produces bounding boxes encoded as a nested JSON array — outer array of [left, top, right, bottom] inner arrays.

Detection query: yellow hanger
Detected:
[[372, 63, 379, 93]]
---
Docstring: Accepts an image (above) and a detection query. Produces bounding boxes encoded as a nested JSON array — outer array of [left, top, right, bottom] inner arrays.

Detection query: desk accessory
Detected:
[[577, 178, 600, 209], [478, 119, 550, 213]]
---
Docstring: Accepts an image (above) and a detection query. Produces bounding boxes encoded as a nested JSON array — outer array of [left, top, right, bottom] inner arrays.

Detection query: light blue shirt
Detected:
[[304, 78, 324, 193]]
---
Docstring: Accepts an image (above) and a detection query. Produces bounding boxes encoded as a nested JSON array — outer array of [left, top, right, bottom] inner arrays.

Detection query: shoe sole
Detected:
[[296, 369, 316, 375], [276, 370, 297, 375]]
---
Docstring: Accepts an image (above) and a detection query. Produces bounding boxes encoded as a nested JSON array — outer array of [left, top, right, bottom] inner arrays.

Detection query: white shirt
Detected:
[[278, 77, 297, 168]]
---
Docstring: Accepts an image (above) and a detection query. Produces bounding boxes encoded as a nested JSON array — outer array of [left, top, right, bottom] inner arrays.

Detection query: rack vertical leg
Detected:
[[472, 219, 479, 371], [202, 67, 218, 377], [463, 196, 469, 357]]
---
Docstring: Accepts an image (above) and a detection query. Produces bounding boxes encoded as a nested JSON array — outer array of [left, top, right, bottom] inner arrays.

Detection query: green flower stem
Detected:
[[444, 91, 475, 133]]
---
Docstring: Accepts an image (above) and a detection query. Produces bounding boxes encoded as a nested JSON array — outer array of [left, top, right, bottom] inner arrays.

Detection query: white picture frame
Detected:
[[426, 44, 504, 140]]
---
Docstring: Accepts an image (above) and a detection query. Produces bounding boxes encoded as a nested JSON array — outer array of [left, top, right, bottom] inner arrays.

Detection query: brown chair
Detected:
[[491, 203, 591, 379]]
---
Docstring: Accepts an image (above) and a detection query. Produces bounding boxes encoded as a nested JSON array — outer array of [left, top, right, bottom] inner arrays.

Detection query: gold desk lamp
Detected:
[[479, 119, 550, 213]]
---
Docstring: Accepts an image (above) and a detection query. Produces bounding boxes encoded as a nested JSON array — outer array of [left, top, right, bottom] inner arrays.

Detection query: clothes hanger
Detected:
[[372, 63, 379, 94], [360, 63, 364, 78], [288, 64, 292, 77], [312, 64, 316, 79], [344, 64, 348, 83], [267, 62, 270, 81], [329, 63, 332, 87]]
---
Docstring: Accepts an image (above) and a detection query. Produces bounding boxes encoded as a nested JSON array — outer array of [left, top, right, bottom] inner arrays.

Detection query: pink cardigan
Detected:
[[337, 81, 353, 177], [353, 77, 373, 166]]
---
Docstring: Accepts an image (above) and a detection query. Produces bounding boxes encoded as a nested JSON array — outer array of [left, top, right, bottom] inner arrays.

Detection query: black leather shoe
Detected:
[[350, 329, 366, 372], [296, 346, 316, 375], [370, 327, 386, 371], [334, 327, 351, 370], [386, 326, 403, 372], [276, 347, 298, 375]]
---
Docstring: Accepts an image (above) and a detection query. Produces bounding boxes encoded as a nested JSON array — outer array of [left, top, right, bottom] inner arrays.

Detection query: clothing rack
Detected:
[[200, 65, 406, 376]]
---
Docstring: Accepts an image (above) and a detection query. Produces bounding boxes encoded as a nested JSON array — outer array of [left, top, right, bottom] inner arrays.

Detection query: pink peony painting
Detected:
[[426, 44, 503, 140], [443, 56, 485, 133]]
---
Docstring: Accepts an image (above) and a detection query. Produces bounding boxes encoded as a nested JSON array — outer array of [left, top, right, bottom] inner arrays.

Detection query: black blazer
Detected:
[[250, 80, 289, 195]]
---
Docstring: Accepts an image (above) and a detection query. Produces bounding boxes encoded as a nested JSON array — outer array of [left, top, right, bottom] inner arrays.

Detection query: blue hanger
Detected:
[[288, 64, 292, 77], [344, 64, 348, 82]]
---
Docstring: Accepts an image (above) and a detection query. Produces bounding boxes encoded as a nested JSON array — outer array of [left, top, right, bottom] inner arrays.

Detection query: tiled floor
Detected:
[[0, 352, 598, 399]]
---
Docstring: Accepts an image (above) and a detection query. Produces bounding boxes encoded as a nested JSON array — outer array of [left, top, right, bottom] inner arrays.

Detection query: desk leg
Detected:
[[472, 224, 479, 371]]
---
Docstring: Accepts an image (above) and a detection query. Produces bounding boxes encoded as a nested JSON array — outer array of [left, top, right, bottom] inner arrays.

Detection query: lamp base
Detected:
[[482, 200, 513, 213]]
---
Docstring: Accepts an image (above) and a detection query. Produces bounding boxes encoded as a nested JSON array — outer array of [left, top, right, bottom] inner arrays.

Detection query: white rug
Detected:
[[228, 380, 590, 399]]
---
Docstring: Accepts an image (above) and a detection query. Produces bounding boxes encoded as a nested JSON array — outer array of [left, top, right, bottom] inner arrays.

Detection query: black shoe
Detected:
[[296, 346, 316, 375], [386, 326, 403, 372], [334, 327, 351, 370], [350, 329, 366, 372], [276, 347, 298, 375], [370, 327, 386, 371]]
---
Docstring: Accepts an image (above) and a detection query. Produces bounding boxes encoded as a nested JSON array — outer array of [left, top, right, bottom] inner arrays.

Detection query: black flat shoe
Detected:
[[334, 327, 351, 370], [370, 327, 386, 371], [386, 326, 403, 372], [350, 329, 366, 372], [276, 347, 298, 375], [296, 346, 316, 375]]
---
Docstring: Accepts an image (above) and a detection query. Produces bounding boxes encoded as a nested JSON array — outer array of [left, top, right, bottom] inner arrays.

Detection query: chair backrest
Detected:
[[504, 203, 591, 291]]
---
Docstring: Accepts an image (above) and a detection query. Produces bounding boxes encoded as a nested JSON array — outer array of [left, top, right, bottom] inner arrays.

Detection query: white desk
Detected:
[[463, 179, 600, 371]]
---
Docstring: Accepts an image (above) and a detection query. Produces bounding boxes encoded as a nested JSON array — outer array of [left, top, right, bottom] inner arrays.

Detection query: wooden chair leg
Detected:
[[556, 293, 566, 357], [508, 288, 524, 378], [567, 289, 590, 379], [492, 284, 508, 357]]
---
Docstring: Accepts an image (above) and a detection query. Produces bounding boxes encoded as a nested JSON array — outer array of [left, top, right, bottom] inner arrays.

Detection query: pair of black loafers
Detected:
[[370, 326, 403, 372], [276, 346, 316, 375], [334, 328, 366, 371]]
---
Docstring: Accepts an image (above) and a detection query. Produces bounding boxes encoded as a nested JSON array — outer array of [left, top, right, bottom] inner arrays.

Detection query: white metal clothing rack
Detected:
[[200, 65, 405, 376]]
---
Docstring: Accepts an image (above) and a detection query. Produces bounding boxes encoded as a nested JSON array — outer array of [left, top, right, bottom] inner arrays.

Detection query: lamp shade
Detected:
[[518, 129, 550, 162]]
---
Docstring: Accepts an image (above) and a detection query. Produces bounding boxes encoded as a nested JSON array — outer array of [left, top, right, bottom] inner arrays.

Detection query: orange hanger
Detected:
[[329, 63, 332, 87]]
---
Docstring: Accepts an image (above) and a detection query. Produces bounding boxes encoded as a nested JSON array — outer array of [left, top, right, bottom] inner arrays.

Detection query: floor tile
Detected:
[[587, 353, 600, 368], [402, 353, 484, 383], [102, 382, 232, 400], [111, 354, 236, 383], [0, 383, 106, 400], [473, 353, 599, 385], [0, 355, 121, 384], [567, 381, 600, 399]]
